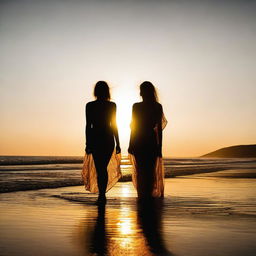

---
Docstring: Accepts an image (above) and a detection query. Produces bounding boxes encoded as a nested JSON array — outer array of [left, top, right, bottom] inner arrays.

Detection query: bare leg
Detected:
[[135, 153, 156, 199], [92, 149, 112, 201]]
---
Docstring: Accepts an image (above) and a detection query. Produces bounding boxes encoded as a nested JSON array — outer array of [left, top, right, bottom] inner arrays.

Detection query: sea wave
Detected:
[[0, 156, 83, 165], [0, 156, 255, 193]]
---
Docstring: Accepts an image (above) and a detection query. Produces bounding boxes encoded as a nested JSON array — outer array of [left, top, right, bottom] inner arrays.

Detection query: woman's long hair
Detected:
[[94, 81, 110, 100], [140, 81, 158, 102]]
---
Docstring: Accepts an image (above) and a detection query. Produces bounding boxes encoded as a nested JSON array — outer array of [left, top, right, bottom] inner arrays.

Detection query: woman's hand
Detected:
[[128, 146, 133, 155], [116, 145, 121, 154], [85, 146, 92, 155], [157, 146, 162, 157]]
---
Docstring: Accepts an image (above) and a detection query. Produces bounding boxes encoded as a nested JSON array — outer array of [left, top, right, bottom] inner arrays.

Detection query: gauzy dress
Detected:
[[82, 100, 121, 193], [128, 102, 167, 198]]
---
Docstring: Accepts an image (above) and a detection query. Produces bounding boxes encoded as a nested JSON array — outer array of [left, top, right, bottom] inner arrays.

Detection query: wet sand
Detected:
[[0, 172, 256, 256]]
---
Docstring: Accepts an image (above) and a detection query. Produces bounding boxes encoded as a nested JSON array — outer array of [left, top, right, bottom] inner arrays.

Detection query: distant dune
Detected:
[[201, 144, 256, 158]]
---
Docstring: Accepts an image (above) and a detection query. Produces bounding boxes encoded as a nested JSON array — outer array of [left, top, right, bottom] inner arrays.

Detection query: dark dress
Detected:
[[83, 100, 120, 194], [129, 101, 165, 198]]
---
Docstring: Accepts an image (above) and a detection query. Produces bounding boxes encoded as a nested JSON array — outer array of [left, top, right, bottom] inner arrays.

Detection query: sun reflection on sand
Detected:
[[109, 206, 150, 254], [118, 207, 134, 235], [79, 202, 153, 255], [116, 207, 138, 250]]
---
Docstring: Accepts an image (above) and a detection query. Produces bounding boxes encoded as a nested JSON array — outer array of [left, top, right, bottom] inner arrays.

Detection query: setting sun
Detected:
[[113, 86, 139, 149]]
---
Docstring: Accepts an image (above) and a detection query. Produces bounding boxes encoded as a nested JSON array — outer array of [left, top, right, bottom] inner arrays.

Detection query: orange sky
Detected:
[[0, 0, 255, 157]]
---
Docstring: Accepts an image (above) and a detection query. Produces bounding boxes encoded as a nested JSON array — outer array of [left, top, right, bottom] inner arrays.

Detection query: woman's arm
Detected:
[[85, 103, 93, 154], [128, 104, 136, 154], [156, 104, 163, 157], [112, 103, 121, 154]]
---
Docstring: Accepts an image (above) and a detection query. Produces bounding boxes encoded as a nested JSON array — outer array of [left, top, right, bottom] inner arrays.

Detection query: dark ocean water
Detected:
[[0, 155, 255, 193]]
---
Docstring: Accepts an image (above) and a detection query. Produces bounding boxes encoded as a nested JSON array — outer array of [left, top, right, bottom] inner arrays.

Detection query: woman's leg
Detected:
[[135, 152, 157, 198], [92, 142, 114, 197], [92, 153, 108, 196]]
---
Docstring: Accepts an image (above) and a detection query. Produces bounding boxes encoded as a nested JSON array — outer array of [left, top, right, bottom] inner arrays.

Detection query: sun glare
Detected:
[[113, 86, 138, 149]]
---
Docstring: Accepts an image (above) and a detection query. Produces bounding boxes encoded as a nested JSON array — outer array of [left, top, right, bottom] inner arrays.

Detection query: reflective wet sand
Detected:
[[0, 176, 256, 256]]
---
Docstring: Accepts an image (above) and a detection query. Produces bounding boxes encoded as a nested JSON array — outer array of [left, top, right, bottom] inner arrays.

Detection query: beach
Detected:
[[1, 0, 256, 255], [0, 157, 256, 256]]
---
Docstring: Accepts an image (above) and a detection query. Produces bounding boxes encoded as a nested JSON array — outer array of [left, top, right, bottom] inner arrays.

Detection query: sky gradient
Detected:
[[0, 0, 255, 157]]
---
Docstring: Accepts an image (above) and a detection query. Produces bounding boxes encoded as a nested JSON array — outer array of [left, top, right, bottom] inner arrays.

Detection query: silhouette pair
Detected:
[[82, 81, 166, 202]]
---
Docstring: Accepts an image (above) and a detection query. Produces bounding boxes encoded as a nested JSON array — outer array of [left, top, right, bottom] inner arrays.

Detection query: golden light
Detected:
[[117, 207, 133, 235], [113, 85, 139, 150], [121, 186, 131, 197], [119, 218, 133, 235]]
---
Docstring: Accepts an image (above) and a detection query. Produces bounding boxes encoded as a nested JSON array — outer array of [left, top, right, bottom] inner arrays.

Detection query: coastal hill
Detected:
[[201, 144, 256, 158]]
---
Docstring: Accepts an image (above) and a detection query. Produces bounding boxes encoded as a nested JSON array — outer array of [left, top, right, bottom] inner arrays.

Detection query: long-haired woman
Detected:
[[82, 81, 121, 203], [128, 81, 167, 199]]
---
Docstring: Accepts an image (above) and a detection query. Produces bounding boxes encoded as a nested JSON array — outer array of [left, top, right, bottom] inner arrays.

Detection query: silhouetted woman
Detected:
[[82, 81, 121, 203], [128, 81, 167, 199]]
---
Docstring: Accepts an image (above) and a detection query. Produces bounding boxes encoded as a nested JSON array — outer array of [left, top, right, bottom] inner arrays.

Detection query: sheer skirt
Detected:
[[82, 151, 121, 193], [129, 114, 167, 198], [129, 154, 164, 198]]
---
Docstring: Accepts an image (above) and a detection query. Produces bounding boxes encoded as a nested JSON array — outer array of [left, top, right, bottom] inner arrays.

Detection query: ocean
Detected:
[[0, 155, 255, 193]]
